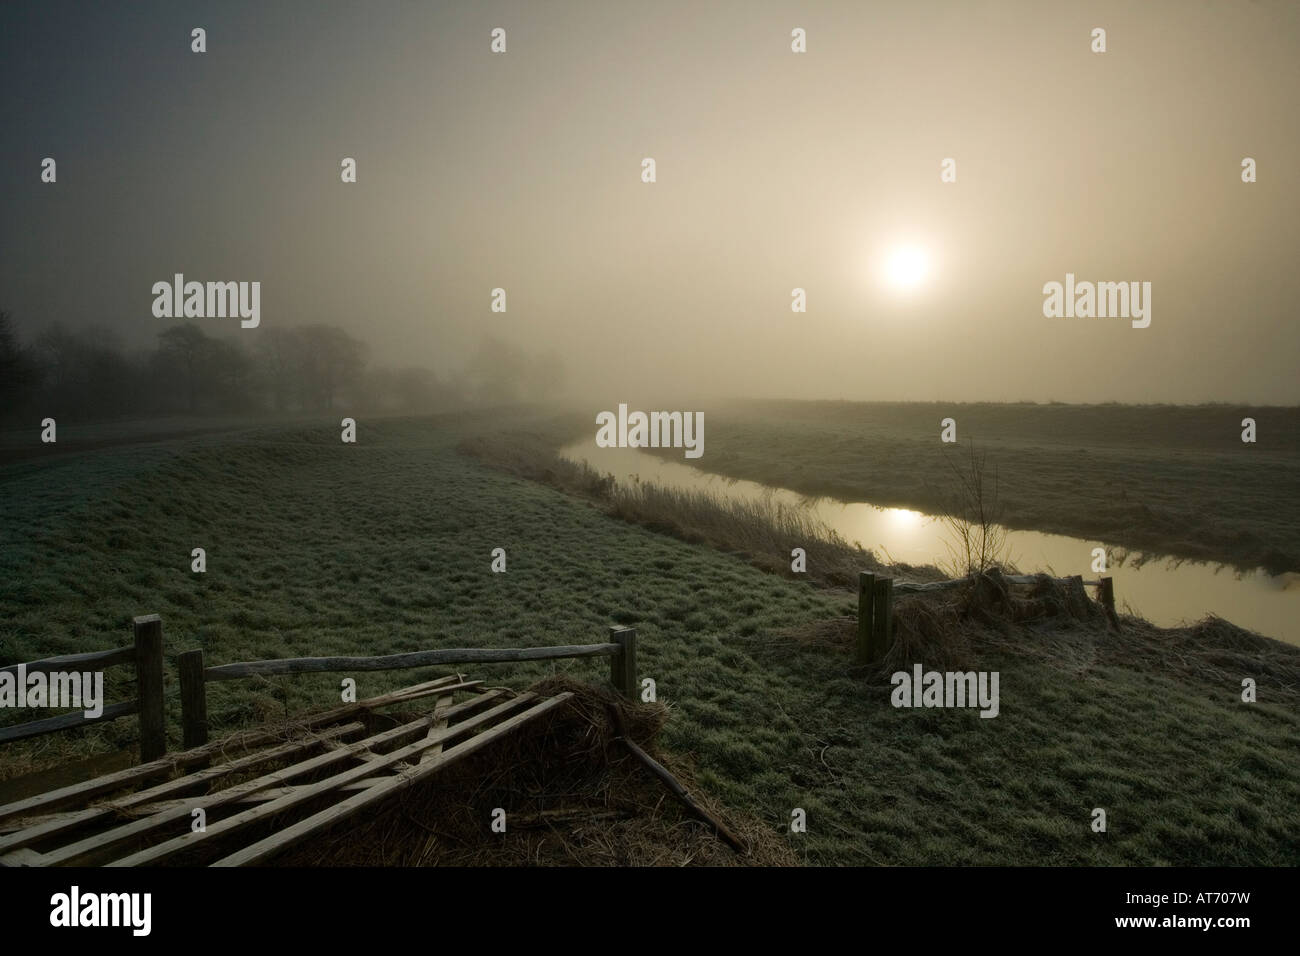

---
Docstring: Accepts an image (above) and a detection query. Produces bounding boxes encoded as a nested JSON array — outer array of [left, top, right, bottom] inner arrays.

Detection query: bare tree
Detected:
[[296, 324, 368, 411], [940, 441, 1011, 579], [157, 324, 210, 412]]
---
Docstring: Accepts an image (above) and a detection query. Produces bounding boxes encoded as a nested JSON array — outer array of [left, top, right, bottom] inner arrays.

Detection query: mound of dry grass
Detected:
[[759, 570, 1118, 678], [272, 676, 798, 867]]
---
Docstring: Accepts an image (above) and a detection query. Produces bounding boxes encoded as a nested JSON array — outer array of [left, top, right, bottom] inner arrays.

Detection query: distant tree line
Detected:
[[0, 310, 564, 424]]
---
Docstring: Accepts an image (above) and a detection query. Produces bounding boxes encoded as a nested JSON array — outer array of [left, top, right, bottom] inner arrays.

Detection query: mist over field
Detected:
[[2, 0, 1299, 407]]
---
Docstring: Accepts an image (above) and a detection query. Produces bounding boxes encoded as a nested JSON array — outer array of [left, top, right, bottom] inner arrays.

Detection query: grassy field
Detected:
[[2, 411, 1298, 865], [635, 401, 1300, 574]]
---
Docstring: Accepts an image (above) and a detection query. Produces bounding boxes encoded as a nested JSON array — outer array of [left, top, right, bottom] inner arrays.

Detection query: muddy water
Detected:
[[560, 440, 1300, 647]]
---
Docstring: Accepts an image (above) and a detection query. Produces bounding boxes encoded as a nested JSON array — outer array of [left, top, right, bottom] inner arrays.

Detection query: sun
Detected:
[[884, 245, 929, 291], [886, 507, 925, 529]]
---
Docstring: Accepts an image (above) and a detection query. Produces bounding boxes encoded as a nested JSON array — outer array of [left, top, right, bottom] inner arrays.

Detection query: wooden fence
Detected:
[[1, 618, 637, 759], [0, 615, 166, 761], [855, 571, 1117, 664], [177, 625, 638, 748]]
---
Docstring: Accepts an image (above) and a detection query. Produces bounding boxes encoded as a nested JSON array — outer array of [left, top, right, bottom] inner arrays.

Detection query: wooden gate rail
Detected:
[[2, 618, 638, 759], [0, 615, 166, 761], [0, 675, 576, 867], [177, 625, 638, 749]]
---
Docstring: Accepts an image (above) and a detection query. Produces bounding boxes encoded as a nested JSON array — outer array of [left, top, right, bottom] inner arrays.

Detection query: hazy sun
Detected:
[[887, 507, 925, 529], [885, 245, 929, 290]]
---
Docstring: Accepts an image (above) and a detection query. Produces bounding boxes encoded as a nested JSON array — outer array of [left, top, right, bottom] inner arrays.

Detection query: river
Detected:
[[560, 440, 1300, 647]]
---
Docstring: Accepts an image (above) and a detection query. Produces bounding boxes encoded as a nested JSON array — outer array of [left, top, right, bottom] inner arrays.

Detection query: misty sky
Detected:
[[2, 0, 1297, 404]]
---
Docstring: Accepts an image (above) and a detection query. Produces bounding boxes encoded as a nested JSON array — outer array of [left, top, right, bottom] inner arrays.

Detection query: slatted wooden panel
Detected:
[[0, 675, 572, 868]]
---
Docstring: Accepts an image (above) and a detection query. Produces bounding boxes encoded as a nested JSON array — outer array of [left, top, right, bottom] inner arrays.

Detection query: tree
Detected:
[[157, 324, 211, 412], [463, 334, 565, 405], [295, 325, 368, 411], [254, 327, 300, 411], [939, 442, 1011, 579], [0, 309, 41, 420]]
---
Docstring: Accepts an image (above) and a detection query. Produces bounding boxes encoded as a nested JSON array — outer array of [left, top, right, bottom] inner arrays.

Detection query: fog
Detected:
[[2, 0, 1297, 408]]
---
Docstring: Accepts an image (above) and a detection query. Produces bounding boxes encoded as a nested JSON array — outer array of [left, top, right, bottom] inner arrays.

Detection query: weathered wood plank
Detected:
[[0, 721, 367, 853], [0, 847, 46, 867], [134, 616, 166, 762], [177, 649, 208, 749], [0, 646, 134, 679], [376, 678, 483, 708], [608, 704, 746, 854], [1099, 576, 1119, 628], [43, 708, 461, 866], [204, 644, 620, 682], [0, 699, 387, 824], [609, 628, 636, 699], [419, 691, 457, 764], [893, 573, 1103, 594], [0, 700, 138, 745], [105, 693, 541, 867], [869, 577, 893, 661], [211, 692, 574, 867], [856, 572, 876, 664]]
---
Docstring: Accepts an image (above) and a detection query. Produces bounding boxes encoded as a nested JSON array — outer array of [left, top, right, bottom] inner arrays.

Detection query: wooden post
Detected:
[[1099, 576, 1119, 629], [609, 626, 637, 700], [856, 572, 875, 664], [869, 577, 894, 662], [133, 615, 166, 762], [177, 649, 208, 749]]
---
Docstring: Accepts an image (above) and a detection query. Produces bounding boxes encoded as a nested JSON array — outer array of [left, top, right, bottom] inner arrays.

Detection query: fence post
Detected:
[[178, 648, 208, 749], [856, 572, 876, 664], [133, 614, 166, 762], [610, 626, 637, 700], [1099, 576, 1119, 629], [869, 577, 894, 662]]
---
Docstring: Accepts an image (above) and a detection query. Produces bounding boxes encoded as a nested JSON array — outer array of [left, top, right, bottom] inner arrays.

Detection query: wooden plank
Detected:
[[856, 572, 876, 664], [204, 644, 620, 682], [893, 573, 1103, 594], [133, 616, 166, 762], [375, 679, 482, 708], [0, 847, 46, 867], [609, 704, 746, 854], [0, 721, 367, 853], [893, 579, 963, 594], [41, 708, 459, 866], [177, 649, 208, 749], [129, 778, 389, 814], [0, 699, 387, 825], [0, 646, 134, 679], [211, 692, 574, 867], [1099, 576, 1119, 628], [366, 674, 463, 703], [0, 676, 478, 828], [419, 692, 456, 764], [0, 700, 138, 744], [609, 628, 637, 699], [869, 577, 893, 662], [355, 673, 467, 708], [4, 689, 506, 834], [104, 693, 541, 867]]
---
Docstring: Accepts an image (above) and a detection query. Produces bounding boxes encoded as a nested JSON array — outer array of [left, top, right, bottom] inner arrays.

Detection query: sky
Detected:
[[1, 0, 1297, 405]]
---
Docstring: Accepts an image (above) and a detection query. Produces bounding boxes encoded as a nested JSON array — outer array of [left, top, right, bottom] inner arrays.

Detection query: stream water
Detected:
[[560, 440, 1300, 647]]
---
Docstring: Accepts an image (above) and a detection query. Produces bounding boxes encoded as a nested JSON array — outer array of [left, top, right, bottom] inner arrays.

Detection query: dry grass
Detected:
[[271, 676, 797, 867], [458, 429, 941, 590]]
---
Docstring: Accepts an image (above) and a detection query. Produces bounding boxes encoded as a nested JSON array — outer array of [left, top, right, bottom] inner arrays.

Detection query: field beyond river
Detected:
[[639, 401, 1300, 576]]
